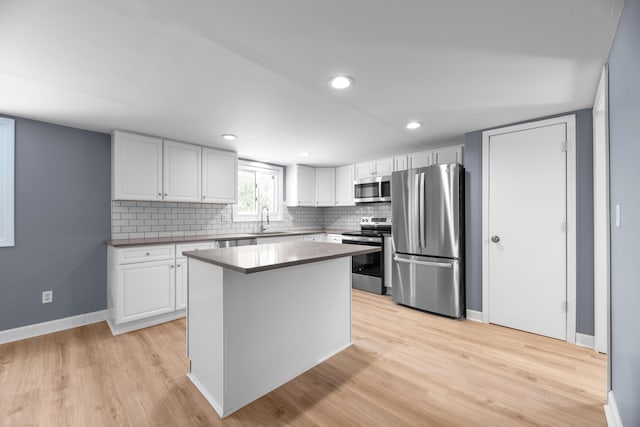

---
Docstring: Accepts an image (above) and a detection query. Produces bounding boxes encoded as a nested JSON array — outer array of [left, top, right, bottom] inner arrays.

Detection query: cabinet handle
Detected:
[[157, 192, 162, 196], [145, 252, 150, 256], [170, 265, 174, 269], [164, 193, 168, 197], [176, 264, 181, 268]]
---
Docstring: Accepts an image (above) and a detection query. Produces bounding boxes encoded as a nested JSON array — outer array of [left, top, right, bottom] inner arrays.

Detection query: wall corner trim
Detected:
[[466, 309, 483, 322], [0, 310, 108, 345], [604, 391, 624, 427], [575, 333, 595, 349]]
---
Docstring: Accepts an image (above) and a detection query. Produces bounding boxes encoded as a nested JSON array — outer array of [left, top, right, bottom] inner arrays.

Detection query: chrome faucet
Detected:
[[260, 207, 270, 232]]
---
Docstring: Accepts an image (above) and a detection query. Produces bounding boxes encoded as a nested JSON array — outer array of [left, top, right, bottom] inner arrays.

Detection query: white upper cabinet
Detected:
[[393, 155, 408, 171], [202, 148, 237, 203], [112, 130, 238, 203], [163, 140, 202, 202], [315, 167, 335, 206], [408, 150, 433, 169], [433, 145, 464, 165], [286, 165, 316, 206], [112, 131, 163, 201], [391, 145, 463, 174], [355, 157, 394, 179], [335, 164, 355, 206]]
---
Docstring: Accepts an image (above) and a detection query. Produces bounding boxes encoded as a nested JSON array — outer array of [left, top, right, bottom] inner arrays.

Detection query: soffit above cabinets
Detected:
[[0, 0, 624, 166]]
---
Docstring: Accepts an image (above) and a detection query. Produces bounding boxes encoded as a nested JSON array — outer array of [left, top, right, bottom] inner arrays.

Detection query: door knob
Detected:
[[491, 235, 500, 243]]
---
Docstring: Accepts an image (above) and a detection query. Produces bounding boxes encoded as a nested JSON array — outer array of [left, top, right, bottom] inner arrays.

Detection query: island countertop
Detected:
[[184, 241, 380, 274]]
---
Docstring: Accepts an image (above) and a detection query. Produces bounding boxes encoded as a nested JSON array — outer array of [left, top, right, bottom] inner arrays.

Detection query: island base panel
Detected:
[[187, 257, 352, 418]]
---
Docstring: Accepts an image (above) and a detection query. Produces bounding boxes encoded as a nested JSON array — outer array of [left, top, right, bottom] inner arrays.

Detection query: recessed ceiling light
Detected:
[[221, 134, 237, 140], [300, 152, 311, 157], [329, 76, 354, 90], [406, 121, 422, 130]]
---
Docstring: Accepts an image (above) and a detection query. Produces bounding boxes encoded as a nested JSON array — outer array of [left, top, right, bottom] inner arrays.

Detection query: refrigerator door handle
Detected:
[[393, 256, 453, 269], [413, 172, 421, 248], [419, 172, 426, 248]]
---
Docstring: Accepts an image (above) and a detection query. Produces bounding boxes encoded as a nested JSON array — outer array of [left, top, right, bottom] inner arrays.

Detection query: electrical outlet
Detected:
[[42, 290, 53, 304]]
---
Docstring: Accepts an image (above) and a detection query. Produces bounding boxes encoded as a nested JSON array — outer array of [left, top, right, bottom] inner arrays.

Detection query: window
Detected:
[[0, 117, 15, 247], [233, 160, 284, 222]]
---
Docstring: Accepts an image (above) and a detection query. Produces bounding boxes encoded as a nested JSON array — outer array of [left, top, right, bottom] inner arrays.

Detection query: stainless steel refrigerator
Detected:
[[391, 163, 465, 318]]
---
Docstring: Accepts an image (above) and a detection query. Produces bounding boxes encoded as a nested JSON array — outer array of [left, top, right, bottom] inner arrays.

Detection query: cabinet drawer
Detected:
[[116, 245, 175, 264], [176, 242, 214, 258], [326, 234, 343, 243]]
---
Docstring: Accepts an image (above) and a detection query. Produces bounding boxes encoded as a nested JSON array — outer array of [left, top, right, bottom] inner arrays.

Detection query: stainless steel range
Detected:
[[341, 217, 392, 295]]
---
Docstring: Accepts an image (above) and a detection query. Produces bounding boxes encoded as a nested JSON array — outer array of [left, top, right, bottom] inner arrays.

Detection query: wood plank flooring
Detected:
[[0, 290, 606, 426]]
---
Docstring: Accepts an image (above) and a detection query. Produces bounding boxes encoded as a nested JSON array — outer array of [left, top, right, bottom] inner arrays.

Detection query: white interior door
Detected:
[[487, 123, 568, 340]]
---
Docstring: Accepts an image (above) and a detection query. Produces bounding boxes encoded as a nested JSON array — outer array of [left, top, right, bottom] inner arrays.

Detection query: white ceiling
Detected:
[[0, 0, 624, 166]]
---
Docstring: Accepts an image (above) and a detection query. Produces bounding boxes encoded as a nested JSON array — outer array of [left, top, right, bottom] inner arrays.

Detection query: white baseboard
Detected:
[[576, 332, 595, 349], [107, 309, 186, 336], [466, 309, 483, 322], [0, 310, 108, 345], [604, 391, 623, 427]]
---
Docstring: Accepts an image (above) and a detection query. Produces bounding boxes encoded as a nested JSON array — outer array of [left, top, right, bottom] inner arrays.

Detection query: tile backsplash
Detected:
[[111, 201, 392, 240], [112, 201, 324, 240], [323, 203, 392, 230]]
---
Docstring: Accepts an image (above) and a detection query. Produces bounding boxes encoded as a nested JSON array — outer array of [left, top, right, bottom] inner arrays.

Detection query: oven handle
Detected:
[[393, 256, 452, 268], [342, 240, 381, 246]]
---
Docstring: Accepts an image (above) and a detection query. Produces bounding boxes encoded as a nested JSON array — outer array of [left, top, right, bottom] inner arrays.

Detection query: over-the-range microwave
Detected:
[[354, 176, 391, 203]]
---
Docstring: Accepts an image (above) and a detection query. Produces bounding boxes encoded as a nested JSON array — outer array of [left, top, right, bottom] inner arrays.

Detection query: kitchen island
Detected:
[[183, 241, 380, 418]]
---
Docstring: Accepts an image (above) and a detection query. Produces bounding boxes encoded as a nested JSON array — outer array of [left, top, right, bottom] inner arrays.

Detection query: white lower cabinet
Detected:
[[303, 233, 326, 242], [118, 259, 176, 323], [326, 234, 342, 243], [108, 244, 185, 335], [257, 235, 303, 244]]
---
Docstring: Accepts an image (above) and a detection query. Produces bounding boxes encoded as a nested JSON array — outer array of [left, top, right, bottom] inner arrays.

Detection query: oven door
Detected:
[[341, 238, 385, 294]]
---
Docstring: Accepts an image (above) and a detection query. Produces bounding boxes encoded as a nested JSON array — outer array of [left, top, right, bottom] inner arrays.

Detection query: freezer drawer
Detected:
[[392, 254, 464, 318]]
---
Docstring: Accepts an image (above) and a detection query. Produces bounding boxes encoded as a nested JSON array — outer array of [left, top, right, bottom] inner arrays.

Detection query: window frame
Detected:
[[232, 160, 284, 222], [0, 117, 15, 247]]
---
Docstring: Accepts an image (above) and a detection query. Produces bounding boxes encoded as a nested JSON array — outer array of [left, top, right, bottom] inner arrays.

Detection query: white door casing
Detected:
[[593, 65, 610, 356], [482, 115, 577, 343]]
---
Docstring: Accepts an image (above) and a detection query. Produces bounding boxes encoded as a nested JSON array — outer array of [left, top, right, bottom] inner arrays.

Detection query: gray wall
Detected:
[[0, 116, 111, 331], [608, 0, 640, 424], [464, 109, 594, 336]]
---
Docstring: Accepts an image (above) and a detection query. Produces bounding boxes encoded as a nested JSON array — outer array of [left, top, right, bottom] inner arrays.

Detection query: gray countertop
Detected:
[[105, 229, 352, 247], [184, 241, 380, 274]]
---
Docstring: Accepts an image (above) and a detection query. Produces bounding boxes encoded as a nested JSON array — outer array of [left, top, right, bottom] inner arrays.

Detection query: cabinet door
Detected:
[[394, 155, 408, 171], [163, 140, 202, 202], [298, 165, 316, 206], [433, 145, 463, 165], [326, 234, 343, 243], [202, 148, 237, 203], [175, 258, 188, 310], [303, 233, 326, 242], [256, 235, 303, 244], [112, 131, 163, 201], [315, 168, 335, 206], [408, 150, 433, 169], [373, 158, 394, 176], [335, 164, 355, 206], [354, 162, 373, 180], [117, 260, 175, 323]]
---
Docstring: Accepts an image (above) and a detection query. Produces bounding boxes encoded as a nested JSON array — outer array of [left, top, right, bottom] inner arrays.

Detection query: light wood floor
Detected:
[[0, 290, 606, 426]]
